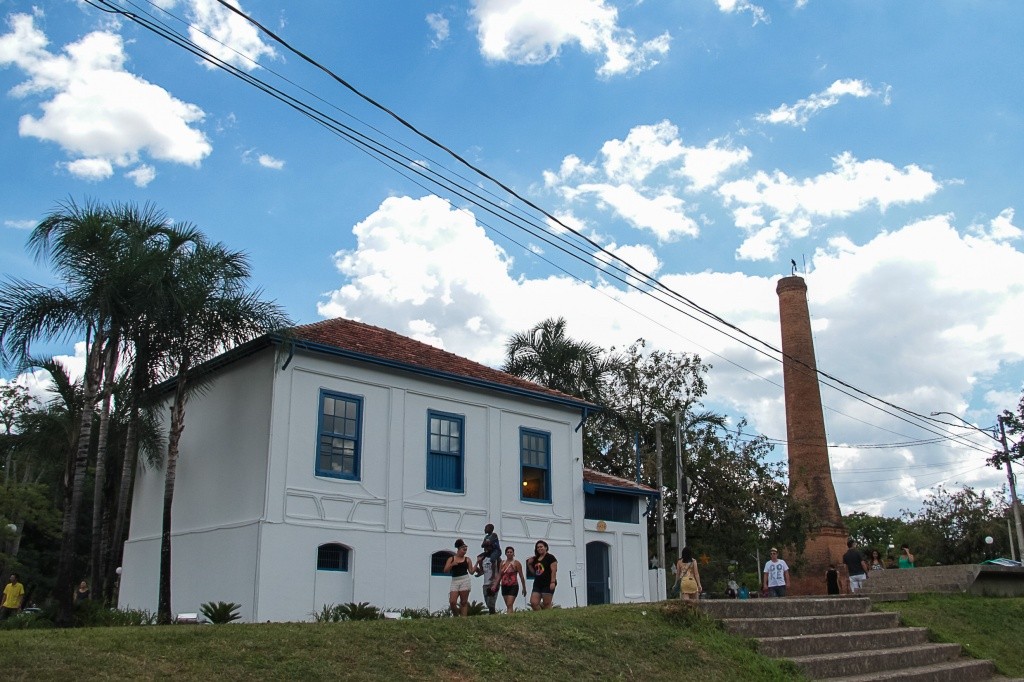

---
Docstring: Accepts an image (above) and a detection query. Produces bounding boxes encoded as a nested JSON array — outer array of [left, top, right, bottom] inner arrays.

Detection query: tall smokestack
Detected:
[[777, 275, 847, 590]]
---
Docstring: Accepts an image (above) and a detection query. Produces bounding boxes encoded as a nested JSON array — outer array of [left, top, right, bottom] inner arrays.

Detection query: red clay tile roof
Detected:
[[288, 317, 593, 408], [583, 467, 659, 495]]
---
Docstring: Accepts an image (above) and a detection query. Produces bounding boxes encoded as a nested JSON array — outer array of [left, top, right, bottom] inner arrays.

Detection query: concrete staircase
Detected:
[[697, 597, 999, 681]]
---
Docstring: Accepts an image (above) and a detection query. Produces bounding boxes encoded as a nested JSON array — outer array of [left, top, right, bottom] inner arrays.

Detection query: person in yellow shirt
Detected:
[[1, 573, 25, 620]]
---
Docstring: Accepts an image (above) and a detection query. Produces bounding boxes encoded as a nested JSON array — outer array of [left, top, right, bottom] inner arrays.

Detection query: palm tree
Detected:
[[502, 317, 614, 404], [153, 239, 290, 623], [0, 200, 128, 625], [0, 200, 205, 624], [104, 219, 204, 602]]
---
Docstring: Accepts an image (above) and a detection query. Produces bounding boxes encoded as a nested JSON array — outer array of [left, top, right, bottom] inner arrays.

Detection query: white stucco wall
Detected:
[[118, 351, 275, 619]]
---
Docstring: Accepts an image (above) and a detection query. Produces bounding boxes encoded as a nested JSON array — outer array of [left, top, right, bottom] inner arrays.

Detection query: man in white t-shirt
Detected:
[[762, 548, 790, 597]]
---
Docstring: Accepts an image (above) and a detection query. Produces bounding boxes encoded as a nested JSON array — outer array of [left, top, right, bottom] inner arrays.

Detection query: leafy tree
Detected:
[[901, 484, 1011, 565], [588, 339, 712, 478], [688, 423, 811, 572], [0, 199, 178, 624], [843, 512, 908, 561], [0, 376, 66, 592]]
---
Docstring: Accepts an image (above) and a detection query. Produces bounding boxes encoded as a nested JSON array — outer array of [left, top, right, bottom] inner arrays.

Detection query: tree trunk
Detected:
[[106, 410, 136, 603], [157, 375, 188, 625], [107, 351, 148, 603], [89, 341, 118, 600], [55, 331, 104, 627]]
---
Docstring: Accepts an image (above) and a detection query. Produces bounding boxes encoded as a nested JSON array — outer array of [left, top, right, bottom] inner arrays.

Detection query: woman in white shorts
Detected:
[[444, 539, 473, 616]]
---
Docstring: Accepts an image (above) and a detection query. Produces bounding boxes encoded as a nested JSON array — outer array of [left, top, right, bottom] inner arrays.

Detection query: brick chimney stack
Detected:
[[776, 275, 847, 591]]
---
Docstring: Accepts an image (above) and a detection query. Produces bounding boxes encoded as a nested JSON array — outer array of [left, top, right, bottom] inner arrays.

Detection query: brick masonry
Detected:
[[777, 276, 847, 593]]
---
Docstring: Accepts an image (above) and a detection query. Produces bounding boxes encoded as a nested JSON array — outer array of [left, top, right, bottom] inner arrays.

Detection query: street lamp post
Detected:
[[931, 411, 1024, 562]]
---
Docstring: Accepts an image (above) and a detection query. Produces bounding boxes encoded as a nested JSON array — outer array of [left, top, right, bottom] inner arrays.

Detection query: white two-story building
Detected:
[[118, 318, 657, 620]]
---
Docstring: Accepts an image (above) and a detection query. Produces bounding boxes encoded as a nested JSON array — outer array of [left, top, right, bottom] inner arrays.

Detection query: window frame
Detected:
[[430, 550, 455, 576], [426, 410, 465, 493], [519, 427, 552, 503], [315, 389, 363, 481], [316, 543, 350, 572]]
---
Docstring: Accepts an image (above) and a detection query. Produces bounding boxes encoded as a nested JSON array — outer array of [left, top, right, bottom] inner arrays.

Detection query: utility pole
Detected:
[[655, 424, 665, 572], [674, 411, 686, 553], [932, 410, 1024, 561], [997, 416, 1024, 559]]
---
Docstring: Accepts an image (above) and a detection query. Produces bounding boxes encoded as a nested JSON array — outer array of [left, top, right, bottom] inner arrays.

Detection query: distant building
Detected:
[[118, 318, 657, 620]]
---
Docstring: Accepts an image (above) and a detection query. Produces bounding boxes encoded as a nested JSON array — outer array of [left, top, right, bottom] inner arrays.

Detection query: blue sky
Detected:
[[1, 0, 1022, 519]]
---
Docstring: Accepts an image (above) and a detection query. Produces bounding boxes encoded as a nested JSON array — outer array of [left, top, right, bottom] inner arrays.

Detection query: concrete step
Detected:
[[757, 627, 930, 657], [698, 597, 871, 619], [722, 611, 901, 638], [861, 582, 963, 595], [789, 643, 963, 679], [839, 591, 909, 602], [823, 657, 996, 681]]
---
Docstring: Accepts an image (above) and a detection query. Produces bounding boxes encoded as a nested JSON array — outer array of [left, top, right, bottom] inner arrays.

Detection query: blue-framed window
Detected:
[[317, 543, 350, 571], [316, 390, 362, 480], [585, 491, 639, 524], [520, 428, 551, 502], [426, 411, 464, 493], [431, 551, 454, 576]]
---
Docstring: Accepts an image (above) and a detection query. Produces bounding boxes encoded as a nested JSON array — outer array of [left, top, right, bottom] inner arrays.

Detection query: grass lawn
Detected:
[[873, 593, 1024, 677], [0, 602, 801, 681], [4, 594, 1019, 680]]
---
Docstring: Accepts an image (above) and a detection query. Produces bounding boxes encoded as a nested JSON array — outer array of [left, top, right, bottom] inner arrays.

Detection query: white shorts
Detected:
[[450, 575, 472, 593], [849, 573, 866, 592]]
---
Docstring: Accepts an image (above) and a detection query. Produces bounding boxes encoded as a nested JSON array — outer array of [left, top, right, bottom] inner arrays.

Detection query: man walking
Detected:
[[762, 548, 790, 597], [843, 539, 869, 593], [1, 573, 24, 620]]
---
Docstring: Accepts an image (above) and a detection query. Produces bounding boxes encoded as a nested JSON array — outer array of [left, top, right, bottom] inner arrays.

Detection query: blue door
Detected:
[[586, 542, 611, 605]]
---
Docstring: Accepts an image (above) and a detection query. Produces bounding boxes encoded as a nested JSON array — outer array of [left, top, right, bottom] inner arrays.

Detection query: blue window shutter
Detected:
[[427, 411, 464, 493]]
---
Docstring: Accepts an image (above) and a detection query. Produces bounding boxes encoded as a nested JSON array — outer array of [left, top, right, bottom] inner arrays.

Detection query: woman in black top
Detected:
[[526, 540, 557, 610], [444, 539, 473, 616]]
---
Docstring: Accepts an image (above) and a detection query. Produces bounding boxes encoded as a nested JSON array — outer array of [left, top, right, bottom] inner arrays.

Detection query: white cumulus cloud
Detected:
[[544, 121, 750, 242], [258, 154, 284, 170], [125, 164, 156, 187], [757, 79, 881, 127], [0, 13, 211, 182], [182, 0, 276, 71], [720, 152, 941, 260], [715, 0, 768, 25], [426, 13, 450, 48], [471, 0, 670, 77]]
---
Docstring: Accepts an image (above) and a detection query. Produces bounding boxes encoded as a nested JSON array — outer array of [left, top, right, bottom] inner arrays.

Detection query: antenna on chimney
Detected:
[[790, 258, 797, 276]]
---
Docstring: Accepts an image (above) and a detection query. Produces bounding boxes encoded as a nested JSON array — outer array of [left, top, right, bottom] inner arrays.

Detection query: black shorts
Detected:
[[501, 584, 518, 597], [532, 582, 555, 595]]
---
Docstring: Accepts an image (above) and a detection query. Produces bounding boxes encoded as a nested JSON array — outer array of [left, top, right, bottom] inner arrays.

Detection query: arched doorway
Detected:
[[586, 541, 611, 605]]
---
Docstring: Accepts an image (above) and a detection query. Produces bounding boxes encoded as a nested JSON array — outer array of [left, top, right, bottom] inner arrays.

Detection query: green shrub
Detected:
[[199, 601, 241, 624], [335, 602, 381, 621], [312, 603, 341, 623], [0, 610, 54, 629]]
